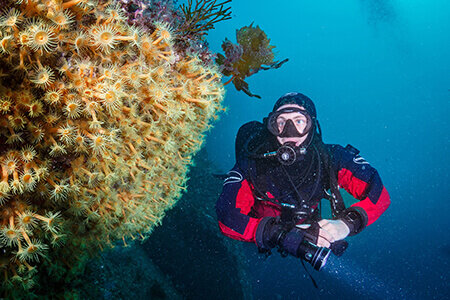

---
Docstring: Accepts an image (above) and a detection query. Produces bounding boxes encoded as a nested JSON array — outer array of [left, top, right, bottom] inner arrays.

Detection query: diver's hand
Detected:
[[316, 219, 350, 248]]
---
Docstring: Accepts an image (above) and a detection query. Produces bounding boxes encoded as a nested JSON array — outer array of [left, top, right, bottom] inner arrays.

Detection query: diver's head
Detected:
[[266, 92, 317, 147], [272, 104, 311, 146]]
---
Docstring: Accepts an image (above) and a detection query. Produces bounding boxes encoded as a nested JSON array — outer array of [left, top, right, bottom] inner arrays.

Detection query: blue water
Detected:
[[203, 1, 450, 299]]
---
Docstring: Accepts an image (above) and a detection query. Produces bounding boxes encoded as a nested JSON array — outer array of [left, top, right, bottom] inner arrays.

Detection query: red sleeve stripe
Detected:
[[218, 218, 261, 243], [338, 168, 369, 199], [352, 187, 391, 226], [236, 179, 255, 215]]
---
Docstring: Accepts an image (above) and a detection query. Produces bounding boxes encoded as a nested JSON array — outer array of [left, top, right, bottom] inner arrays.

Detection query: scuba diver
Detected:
[[215, 92, 390, 271]]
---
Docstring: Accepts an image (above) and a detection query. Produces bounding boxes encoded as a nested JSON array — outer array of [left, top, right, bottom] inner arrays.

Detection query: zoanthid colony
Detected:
[[0, 0, 224, 293]]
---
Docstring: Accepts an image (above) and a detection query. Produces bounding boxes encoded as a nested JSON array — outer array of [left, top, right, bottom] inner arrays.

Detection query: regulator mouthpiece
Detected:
[[276, 142, 306, 166]]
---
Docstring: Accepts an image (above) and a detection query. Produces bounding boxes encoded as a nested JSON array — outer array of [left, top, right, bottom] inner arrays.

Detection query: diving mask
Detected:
[[267, 107, 313, 138]]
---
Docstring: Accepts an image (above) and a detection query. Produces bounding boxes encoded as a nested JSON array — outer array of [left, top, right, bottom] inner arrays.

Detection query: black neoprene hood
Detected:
[[272, 92, 317, 120]]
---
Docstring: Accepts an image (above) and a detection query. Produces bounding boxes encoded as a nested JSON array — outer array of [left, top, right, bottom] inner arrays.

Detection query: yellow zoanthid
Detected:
[[21, 145, 36, 162], [25, 19, 58, 53], [0, 8, 22, 30], [49, 10, 75, 29], [88, 23, 121, 53], [0, 0, 226, 295], [29, 65, 55, 88]]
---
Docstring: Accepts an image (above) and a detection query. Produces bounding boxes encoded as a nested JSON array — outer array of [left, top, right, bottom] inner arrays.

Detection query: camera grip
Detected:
[[330, 240, 348, 256]]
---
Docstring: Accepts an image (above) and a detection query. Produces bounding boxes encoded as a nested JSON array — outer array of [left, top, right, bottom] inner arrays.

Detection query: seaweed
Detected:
[[178, 0, 232, 38], [216, 23, 288, 98]]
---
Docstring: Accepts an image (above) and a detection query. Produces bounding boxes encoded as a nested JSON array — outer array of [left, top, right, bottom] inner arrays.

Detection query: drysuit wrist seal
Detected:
[[255, 217, 285, 250], [339, 207, 369, 236]]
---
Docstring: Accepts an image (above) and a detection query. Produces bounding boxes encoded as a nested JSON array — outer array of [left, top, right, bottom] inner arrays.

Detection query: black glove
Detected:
[[255, 217, 303, 256]]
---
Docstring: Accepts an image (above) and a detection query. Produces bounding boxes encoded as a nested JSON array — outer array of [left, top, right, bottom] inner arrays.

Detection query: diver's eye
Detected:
[[277, 120, 285, 128], [295, 119, 305, 125]]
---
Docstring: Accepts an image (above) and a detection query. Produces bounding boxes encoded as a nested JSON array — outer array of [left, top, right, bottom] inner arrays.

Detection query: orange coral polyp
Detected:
[[17, 210, 37, 229], [9, 115, 26, 130], [72, 76, 85, 90], [0, 0, 225, 291], [57, 124, 75, 144], [44, 90, 62, 105], [21, 146, 36, 162], [102, 95, 122, 114], [64, 100, 82, 119], [22, 173, 33, 184], [0, 36, 14, 54], [0, 8, 22, 28], [0, 97, 12, 113], [18, 32, 30, 46], [28, 125, 44, 143], [152, 24, 173, 46], [27, 23, 58, 53], [27, 101, 43, 117], [85, 133, 108, 155], [5, 229, 16, 239], [89, 24, 120, 53], [72, 33, 87, 53], [4, 157, 18, 175], [30, 66, 55, 87], [51, 10, 75, 28]]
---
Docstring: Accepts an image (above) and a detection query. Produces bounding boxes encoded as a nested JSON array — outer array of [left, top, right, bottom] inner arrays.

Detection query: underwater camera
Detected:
[[257, 218, 347, 272], [290, 223, 348, 271], [297, 239, 331, 271]]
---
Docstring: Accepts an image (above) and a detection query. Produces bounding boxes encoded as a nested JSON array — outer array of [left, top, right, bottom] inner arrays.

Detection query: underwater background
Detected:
[[3, 0, 445, 299], [201, 0, 450, 299]]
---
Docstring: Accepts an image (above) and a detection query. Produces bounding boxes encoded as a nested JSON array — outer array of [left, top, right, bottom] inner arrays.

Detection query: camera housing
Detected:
[[297, 239, 331, 271]]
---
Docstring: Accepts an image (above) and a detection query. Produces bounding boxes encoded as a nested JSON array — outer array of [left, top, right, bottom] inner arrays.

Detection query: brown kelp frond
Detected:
[[178, 0, 232, 37], [216, 23, 288, 98]]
